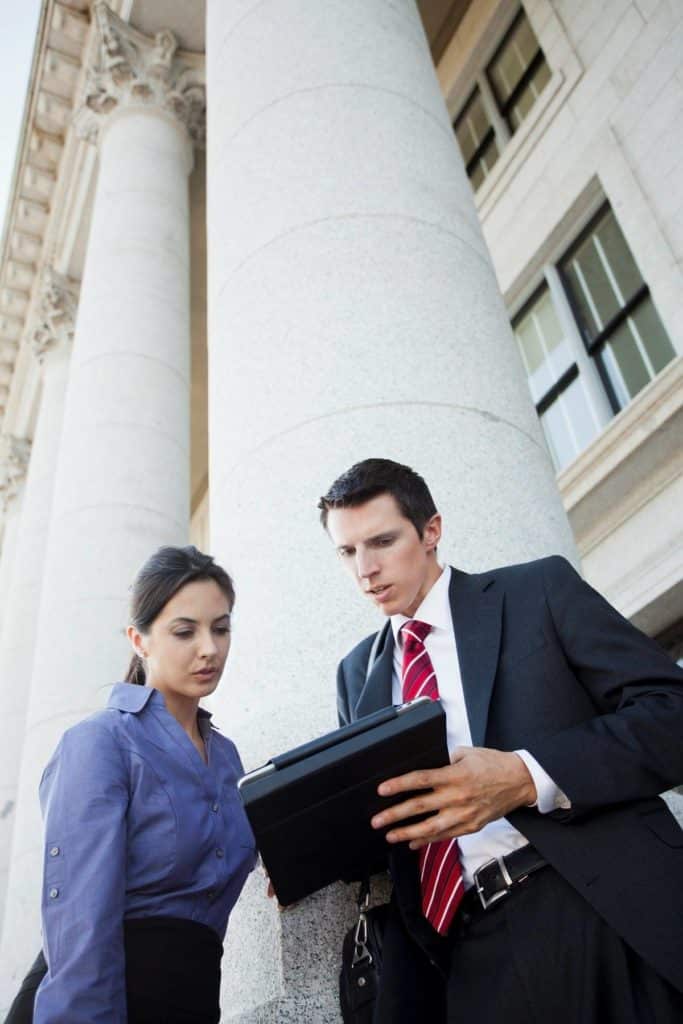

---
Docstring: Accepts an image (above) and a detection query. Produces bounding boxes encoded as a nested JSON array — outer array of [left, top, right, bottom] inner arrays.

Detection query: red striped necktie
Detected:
[[400, 619, 464, 935]]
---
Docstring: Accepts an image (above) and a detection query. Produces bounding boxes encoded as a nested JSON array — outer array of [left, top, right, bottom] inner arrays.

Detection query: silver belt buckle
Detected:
[[474, 855, 514, 911]]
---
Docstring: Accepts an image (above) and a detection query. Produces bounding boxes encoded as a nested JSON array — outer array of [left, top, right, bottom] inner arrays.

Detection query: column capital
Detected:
[[31, 268, 79, 364], [74, 3, 206, 147], [0, 434, 31, 514]]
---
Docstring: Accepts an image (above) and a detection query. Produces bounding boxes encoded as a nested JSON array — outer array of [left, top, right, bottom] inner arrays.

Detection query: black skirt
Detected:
[[5, 916, 223, 1024]]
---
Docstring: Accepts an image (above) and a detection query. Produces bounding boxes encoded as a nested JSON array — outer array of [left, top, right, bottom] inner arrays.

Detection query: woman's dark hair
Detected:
[[318, 458, 438, 537], [125, 546, 235, 685]]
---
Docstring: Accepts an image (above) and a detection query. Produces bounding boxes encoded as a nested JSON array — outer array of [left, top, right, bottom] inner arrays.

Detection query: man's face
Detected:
[[326, 493, 442, 618]]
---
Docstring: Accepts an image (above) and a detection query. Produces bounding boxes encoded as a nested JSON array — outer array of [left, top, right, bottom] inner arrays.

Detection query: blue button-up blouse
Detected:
[[34, 682, 257, 1023]]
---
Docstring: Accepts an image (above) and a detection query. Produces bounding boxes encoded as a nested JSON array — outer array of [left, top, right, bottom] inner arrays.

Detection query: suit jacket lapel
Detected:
[[354, 620, 394, 718], [449, 567, 503, 746]]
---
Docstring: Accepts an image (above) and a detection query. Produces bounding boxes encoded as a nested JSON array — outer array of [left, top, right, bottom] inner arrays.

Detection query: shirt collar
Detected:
[[390, 564, 452, 647], [107, 681, 213, 725]]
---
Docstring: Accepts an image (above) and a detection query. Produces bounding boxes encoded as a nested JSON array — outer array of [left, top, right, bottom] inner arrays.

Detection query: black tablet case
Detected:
[[238, 698, 448, 905]]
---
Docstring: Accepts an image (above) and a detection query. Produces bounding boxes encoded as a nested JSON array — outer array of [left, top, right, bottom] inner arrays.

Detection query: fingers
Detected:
[[371, 790, 443, 830], [377, 764, 455, 798], [383, 814, 456, 846]]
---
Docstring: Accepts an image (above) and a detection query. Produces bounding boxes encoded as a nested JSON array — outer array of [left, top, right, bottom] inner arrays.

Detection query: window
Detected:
[[487, 9, 551, 134], [559, 206, 675, 413], [452, 8, 551, 189], [453, 88, 499, 190], [513, 287, 603, 470], [513, 204, 676, 471]]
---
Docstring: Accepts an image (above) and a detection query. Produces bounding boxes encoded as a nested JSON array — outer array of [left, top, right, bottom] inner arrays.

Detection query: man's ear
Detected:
[[423, 512, 442, 553]]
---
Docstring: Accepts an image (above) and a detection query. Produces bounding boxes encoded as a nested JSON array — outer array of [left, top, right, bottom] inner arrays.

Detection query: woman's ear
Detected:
[[126, 624, 147, 660]]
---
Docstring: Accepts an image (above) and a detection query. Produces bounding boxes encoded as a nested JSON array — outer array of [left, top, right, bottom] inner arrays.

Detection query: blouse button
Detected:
[[211, 802, 219, 813], [49, 887, 60, 899], [215, 848, 224, 859], [49, 846, 60, 857]]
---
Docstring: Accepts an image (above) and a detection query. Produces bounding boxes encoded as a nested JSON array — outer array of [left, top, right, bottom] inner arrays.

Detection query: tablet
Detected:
[[237, 698, 448, 905]]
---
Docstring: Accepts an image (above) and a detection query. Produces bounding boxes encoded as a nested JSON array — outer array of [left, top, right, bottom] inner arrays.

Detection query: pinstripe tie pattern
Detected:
[[401, 620, 464, 935]]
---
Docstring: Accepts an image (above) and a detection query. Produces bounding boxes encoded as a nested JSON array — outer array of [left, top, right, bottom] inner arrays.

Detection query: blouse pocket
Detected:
[[126, 760, 178, 887]]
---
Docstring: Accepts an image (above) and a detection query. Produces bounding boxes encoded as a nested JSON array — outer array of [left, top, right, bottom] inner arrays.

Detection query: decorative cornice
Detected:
[[0, 434, 31, 513], [31, 267, 79, 363], [0, 1, 88, 429], [74, 3, 206, 147]]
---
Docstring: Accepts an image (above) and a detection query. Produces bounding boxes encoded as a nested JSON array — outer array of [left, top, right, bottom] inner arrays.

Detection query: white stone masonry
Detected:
[[206, 0, 576, 1019], [0, 4, 201, 995], [0, 269, 76, 928]]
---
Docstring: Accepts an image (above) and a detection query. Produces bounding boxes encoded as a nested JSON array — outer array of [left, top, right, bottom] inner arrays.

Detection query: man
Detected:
[[320, 458, 683, 1023]]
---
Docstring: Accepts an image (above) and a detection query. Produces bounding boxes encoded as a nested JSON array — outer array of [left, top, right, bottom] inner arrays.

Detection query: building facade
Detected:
[[0, 0, 680, 1018]]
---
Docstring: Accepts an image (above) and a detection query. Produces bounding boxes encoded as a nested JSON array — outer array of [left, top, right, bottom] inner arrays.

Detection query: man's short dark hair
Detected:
[[318, 459, 438, 537]]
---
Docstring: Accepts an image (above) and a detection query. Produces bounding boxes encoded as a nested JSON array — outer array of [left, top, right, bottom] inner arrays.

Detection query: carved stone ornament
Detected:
[[74, 3, 206, 146], [0, 434, 31, 513], [31, 268, 79, 363]]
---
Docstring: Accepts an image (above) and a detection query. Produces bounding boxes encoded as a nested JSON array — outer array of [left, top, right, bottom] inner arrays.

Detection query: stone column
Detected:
[[0, 437, 30, 630], [0, 270, 75, 927], [0, 3, 203, 992], [206, 1, 576, 1020]]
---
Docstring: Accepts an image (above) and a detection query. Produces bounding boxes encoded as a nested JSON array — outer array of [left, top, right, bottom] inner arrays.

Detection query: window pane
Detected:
[[631, 297, 676, 373], [489, 14, 538, 104], [601, 297, 676, 405], [487, 11, 550, 132], [509, 61, 551, 131], [470, 160, 486, 191], [561, 208, 654, 345], [602, 318, 651, 402], [540, 375, 601, 471], [514, 288, 571, 402], [455, 89, 489, 163], [454, 89, 499, 187], [594, 210, 642, 302], [563, 234, 619, 340], [562, 205, 677, 411]]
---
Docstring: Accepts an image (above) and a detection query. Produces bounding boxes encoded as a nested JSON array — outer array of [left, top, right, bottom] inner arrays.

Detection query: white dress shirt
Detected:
[[391, 565, 569, 888]]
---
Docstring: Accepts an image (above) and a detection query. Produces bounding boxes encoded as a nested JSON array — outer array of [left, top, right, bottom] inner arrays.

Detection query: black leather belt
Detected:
[[463, 843, 547, 913]]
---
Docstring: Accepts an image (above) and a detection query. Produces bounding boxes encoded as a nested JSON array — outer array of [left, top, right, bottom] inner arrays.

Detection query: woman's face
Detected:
[[129, 578, 232, 704]]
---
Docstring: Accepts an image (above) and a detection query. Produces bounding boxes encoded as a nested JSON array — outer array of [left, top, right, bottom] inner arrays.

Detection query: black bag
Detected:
[[340, 880, 389, 1023], [5, 950, 46, 1023]]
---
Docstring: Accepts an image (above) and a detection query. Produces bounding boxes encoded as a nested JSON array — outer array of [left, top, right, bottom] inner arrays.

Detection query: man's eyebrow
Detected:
[[337, 530, 398, 551], [367, 530, 399, 543]]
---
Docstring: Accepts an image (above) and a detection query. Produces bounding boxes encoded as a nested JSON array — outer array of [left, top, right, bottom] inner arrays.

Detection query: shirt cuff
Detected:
[[514, 749, 571, 813]]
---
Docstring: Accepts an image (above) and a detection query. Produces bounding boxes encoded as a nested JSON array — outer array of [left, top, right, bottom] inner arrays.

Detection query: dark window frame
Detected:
[[451, 6, 551, 188], [557, 201, 656, 415], [453, 87, 498, 180], [486, 8, 548, 132], [511, 280, 579, 417]]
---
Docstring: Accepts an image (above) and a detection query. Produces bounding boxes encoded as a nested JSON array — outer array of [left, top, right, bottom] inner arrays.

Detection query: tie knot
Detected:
[[402, 619, 431, 647]]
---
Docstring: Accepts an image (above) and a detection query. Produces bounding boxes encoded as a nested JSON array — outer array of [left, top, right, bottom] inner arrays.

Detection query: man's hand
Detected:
[[370, 747, 537, 849]]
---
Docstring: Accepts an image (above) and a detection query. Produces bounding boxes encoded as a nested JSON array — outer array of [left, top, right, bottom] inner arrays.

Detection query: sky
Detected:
[[0, 0, 43, 246]]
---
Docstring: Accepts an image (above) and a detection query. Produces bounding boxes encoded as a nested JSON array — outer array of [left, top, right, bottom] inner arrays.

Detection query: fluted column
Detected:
[[0, 3, 203, 992], [0, 437, 30, 630], [0, 270, 75, 927], [206, 1, 576, 1020]]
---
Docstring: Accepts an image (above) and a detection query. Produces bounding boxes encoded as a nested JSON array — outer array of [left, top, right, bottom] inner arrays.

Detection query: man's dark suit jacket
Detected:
[[337, 556, 683, 1002]]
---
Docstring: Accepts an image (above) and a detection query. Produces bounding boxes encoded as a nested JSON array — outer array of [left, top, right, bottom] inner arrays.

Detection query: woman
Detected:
[[22, 545, 256, 1023]]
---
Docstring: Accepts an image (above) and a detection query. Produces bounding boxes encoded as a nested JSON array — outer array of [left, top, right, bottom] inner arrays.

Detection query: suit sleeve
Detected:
[[34, 723, 129, 1024], [527, 556, 683, 814]]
